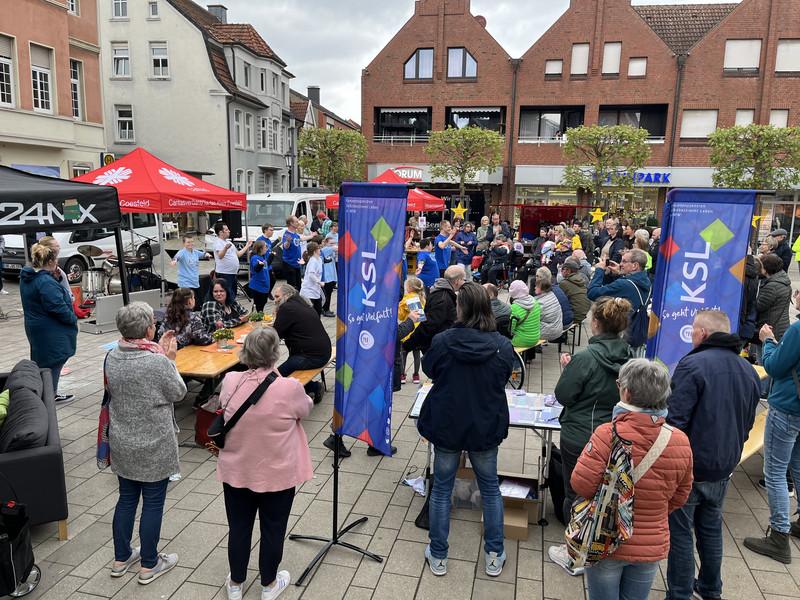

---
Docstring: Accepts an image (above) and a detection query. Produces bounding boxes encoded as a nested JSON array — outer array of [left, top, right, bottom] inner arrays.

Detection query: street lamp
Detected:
[[284, 150, 293, 192]]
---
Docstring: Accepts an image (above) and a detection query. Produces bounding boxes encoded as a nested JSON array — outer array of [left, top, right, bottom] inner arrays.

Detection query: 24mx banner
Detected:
[[646, 188, 757, 373], [333, 182, 408, 456]]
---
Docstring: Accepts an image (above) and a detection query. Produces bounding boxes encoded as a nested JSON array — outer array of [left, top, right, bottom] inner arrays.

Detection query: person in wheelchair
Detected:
[[479, 235, 510, 286]]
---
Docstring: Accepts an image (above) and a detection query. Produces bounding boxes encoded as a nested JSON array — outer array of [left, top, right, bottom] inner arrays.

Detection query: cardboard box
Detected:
[[482, 507, 529, 541], [498, 471, 540, 524]]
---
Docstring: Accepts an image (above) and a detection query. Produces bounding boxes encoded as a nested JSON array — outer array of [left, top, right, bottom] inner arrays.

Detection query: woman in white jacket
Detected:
[[299, 242, 323, 315], [534, 277, 563, 341]]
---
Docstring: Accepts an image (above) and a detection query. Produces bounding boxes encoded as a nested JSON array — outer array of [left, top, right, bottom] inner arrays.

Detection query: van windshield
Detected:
[[246, 201, 295, 225]]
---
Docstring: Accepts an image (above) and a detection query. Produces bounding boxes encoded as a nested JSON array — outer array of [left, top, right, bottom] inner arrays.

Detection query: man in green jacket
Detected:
[[558, 259, 590, 324]]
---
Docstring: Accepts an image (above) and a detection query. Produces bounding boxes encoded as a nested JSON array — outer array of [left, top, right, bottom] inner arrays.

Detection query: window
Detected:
[[281, 125, 286, 153], [112, 0, 127, 18], [243, 62, 251, 89], [70, 60, 82, 119], [272, 119, 279, 150], [447, 47, 477, 78], [735, 109, 755, 126], [680, 109, 718, 138], [260, 68, 266, 92], [770, 109, 789, 128], [598, 105, 668, 137], [147, 1, 158, 18], [67, 0, 78, 14], [519, 107, 584, 140], [374, 108, 431, 141], [245, 113, 253, 149], [112, 42, 130, 77], [281, 82, 287, 103], [628, 57, 647, 77], [776, 39, 800, 73], [235, 169, 243, 192], [602, 42, 621, 75], [723, 39, 761, 73], [545, 60, 562, 76], [446, 107, 505, 133], [571, 43, 589, 75], [259, 117, 268, 149], [150, 43, 168, 78], [234, 110, 242, 147], [404, 48, 433, 79], [115, 105, 134, 141], [0, 35, 15, 108], [71, 163, 91, 178], [30, 44, 52, 113], [272, 73, 278, 96], [246, 170, 254, 194]]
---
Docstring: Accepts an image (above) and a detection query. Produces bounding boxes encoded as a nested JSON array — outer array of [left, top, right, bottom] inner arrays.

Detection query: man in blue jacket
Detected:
[[664, 309, 760, 600], [587, 248, 651, 312]]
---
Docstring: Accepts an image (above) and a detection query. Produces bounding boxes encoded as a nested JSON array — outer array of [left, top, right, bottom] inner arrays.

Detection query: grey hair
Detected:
[[618, 359, 671, 410], [116, 301, 154, 339], [535, 266, 552, 282], [238, 326, 280, 369], [762, 237, 778, 251], [626, 248, 648, 271], [274, 282, 311, 308], [634, 229, 650, 241]]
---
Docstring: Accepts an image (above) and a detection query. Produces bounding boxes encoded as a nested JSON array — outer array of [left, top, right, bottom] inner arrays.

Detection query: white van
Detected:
[[2, 213, 162, 279], [204, 192, 329, 276]]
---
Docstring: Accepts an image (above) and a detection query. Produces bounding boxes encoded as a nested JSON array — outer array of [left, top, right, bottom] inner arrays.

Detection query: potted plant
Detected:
[[248, 311, 265, 327], [212, 327, 235, 349]]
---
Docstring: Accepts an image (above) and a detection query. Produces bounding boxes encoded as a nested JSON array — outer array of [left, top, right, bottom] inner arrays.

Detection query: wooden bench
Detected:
[[289, 348, 336, 393], [557, 321, 584, 354], [740, 410, 767, 465]]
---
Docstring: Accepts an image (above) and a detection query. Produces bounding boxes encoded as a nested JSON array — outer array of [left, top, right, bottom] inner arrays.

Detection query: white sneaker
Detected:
[[548, 544, 584, 576], [224, 573, 242, 600], [262, 570, 289, 600], [0, 290, 8, 295]]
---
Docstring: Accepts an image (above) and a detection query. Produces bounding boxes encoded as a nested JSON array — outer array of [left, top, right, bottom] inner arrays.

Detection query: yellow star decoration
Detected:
[[589, 208, 607, 223], [752, 214, 763, 227], [451, 203, 468, 220]]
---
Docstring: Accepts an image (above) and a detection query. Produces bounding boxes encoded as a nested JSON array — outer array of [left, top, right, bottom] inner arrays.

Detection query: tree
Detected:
[[561, 124, 651, 209], [708, 124, 800, 190], [296, 128, 367, 192], [424, 126, 504, 197]]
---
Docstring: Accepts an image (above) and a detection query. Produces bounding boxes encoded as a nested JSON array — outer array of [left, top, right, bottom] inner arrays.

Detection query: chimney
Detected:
[[207, 4, 227, 23], [307, 86, 320, 105]]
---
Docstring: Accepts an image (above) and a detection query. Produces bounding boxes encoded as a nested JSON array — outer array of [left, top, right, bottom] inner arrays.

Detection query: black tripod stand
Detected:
[[289, 434, 383, 585]]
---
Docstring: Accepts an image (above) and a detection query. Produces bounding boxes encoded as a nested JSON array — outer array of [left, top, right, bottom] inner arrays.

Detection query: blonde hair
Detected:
[[591, 296, 632, 334], [31, 243, 58, 269], [405, 276, 425, 303]]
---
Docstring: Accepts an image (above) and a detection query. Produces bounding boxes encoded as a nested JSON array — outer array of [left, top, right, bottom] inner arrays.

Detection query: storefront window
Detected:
[[515, 185, 659, 224]]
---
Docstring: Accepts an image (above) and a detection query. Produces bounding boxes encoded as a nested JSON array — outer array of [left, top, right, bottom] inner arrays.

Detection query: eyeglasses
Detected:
[[619, 259, 632, 264]]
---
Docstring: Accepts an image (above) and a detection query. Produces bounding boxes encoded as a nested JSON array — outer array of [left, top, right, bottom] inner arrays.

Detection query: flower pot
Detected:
[[251, 320, 262, 327], [216, 339, 227, 349]]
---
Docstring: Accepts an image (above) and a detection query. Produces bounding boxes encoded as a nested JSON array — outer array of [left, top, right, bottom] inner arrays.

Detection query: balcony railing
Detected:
[[374, 134, 430, 145], [518, 135, 666, 144]]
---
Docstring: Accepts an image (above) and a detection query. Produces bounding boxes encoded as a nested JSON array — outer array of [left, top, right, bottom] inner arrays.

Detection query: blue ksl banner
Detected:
[[647, 188, 756, 373], [333, 182, 408, 455]]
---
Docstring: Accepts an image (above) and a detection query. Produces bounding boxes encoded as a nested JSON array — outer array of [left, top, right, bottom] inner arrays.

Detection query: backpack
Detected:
[[624, 279, 651, 348], [564, 422, 672, 568]]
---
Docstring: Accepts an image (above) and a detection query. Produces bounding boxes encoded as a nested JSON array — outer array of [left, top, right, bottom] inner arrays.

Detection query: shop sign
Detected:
[[593, 171, 671, 185], [393, 166, 423, 181]]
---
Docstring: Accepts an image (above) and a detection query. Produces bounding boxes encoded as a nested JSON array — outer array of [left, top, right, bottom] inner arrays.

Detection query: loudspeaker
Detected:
[[221, 210, 242, 239]]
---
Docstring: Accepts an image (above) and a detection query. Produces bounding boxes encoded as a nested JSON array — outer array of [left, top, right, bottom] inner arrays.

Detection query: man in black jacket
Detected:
[[403, 266, 464, 353], [664, 309, 760, 600], [771, 228, 792, 272]]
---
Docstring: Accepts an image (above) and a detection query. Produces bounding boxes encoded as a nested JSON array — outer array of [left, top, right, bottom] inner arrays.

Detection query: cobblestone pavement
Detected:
[[1, 240, 799, 599]]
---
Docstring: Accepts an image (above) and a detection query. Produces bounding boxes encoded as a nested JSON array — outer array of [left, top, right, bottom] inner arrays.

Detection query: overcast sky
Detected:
[[215, 0, 741, 123]]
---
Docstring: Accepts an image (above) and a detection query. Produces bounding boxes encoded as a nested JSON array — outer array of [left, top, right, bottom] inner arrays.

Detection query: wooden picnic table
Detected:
[[175, 322, 252, 378]]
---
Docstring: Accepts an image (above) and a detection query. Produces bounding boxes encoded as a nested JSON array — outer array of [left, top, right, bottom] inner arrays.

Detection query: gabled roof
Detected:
[[634, 3, 738, 54], [290, 88, 357, 131], [291, 100, 310, 122], [166, 0, 219, 28], [208, 23, 287, 67], [206, 44, 265, 107]]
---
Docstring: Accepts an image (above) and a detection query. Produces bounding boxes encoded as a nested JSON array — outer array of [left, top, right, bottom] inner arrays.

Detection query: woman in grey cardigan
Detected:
[[106, 302, 186, 584]]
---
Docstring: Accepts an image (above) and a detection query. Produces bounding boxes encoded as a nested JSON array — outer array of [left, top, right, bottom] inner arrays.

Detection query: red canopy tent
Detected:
[[72, 147, 245, 213], [325, 169, 445, 211]]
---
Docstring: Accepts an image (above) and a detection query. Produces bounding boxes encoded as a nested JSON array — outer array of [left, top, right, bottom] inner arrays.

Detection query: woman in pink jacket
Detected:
[[216, 327, 314, 600], [571, 359, 693, 600]]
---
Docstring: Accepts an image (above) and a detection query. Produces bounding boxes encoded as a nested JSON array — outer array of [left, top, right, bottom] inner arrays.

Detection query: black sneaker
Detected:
[[367, 445, 397, 456], [322, 311, 335, 318], [692, 579, 722, 600], [322, 434, 351, 458], [54, 393, 76, 404]]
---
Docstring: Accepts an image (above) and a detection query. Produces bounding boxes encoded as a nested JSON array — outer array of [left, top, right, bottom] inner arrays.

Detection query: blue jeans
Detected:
[[666, 478, 730, 599], [764, 407, 800, 533], [585, 558, 659, 600], [278, 352, 330, 395], [429, 446, 503, 559], [218, 272, 238, 300], [112, 477, 169, 569]]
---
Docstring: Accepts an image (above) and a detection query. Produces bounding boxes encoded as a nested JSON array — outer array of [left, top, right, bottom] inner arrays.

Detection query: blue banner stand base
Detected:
[[289, 434, 384, 585]]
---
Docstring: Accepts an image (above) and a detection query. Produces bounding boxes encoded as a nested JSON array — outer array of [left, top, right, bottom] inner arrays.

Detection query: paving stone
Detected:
[[374, 572, 419, 600], [384, 539, 427, 577], [416, 558, 474, 599], [161, 521, 228, 568], [299, 562, 355, 600]]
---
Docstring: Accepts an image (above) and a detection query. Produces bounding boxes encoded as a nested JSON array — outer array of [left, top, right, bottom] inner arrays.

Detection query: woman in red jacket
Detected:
[[571, 359, 694, 600]]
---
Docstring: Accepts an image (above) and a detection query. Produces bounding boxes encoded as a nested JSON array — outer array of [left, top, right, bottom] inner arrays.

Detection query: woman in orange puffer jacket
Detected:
[[571, 358, 694, 600]]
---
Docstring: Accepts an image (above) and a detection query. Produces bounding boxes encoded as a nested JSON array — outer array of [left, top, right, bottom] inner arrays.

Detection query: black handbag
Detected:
[[0, 471, 39, 597], [208, 372, 278, 449]]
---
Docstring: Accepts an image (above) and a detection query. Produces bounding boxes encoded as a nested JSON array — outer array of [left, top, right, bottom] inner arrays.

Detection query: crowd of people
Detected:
[[15, 208, 800, 600]]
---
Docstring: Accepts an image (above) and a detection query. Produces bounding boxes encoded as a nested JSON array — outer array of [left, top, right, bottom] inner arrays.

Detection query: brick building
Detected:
[[362, 0, 800, 237]]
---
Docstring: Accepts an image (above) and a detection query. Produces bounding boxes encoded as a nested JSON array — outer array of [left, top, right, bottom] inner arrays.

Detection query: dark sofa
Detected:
[[0, 360, 68, 540]]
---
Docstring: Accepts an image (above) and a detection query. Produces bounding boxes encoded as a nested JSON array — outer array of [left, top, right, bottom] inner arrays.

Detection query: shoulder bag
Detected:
[[204, 371, 278, 455], [564, 422, 673, 569]]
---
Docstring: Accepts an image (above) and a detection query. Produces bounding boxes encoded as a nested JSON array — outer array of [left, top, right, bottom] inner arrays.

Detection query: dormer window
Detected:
[[404, 49, 433, 80], [447, 48, 477, 78]]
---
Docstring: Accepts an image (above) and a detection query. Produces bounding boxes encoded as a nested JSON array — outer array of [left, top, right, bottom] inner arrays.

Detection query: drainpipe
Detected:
[[505, 58, 521, 208], [667, 53, 686, 166]]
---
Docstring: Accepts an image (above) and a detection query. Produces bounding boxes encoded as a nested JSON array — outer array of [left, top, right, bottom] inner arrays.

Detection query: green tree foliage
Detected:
[[708, 124, 800, 190], [424, 126, 504, 197], [561, 125, 651, 208], [297, 128, 367, 192]]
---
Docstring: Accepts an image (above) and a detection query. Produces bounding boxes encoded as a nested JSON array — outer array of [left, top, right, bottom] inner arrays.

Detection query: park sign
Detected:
[[333, 182, 408, 456], [646, 188, 757, 373]]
